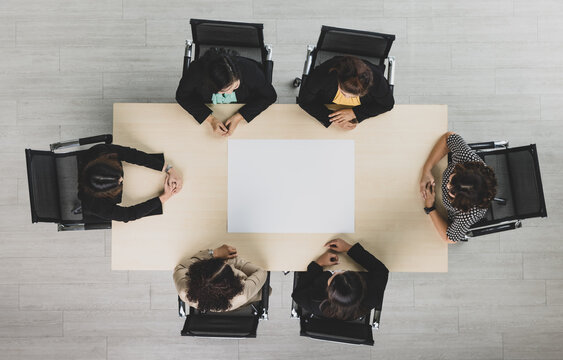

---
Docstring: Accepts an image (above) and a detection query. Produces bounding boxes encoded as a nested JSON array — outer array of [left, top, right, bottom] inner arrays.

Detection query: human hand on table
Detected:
[[166, 167, 183, 193], [324, 238, 353, 253], [333, 119, 357, 130], [213, 244, 238, 259], [420, 171, 435, 199], [159, 174, 177, 203], [315, 250, 339, 267], [423, 182, 436, 208], [225, 113, 245, 136], [205, 116, 228, 136], [329, 109, 356, 124]]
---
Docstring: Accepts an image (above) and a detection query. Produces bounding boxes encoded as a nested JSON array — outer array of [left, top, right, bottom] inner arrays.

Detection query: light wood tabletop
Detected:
[[112, 103, 448, 272]]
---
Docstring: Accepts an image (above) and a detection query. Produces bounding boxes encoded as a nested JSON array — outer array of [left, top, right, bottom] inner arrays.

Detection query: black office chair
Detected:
[[294, 25, 396, 94], [458, 141, 548, 240], [178, 272, 271, 338], [25, 135, 113, 231], [183, 18, 273, 84], [290, 272, 381, 346]]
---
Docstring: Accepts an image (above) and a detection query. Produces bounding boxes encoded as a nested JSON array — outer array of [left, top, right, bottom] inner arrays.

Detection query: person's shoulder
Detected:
[[82, 143, 111, 161], [182, 59, 205, 79], [234, 56, 262, 69], [315, 56, 340, 72]]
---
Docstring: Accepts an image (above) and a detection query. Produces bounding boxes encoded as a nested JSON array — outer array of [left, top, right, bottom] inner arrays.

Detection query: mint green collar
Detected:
[[211, 92, 237, 104]]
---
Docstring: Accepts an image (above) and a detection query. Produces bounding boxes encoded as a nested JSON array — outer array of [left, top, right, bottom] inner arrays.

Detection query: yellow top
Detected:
[[332, 88, 361, 106]]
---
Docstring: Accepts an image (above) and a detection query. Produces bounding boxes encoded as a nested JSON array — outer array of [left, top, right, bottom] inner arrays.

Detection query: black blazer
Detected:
[[176, 56, 277, 124], [78, 144, 165, 223], [298, 56, 394, 128], [291, 243, 389, 318]]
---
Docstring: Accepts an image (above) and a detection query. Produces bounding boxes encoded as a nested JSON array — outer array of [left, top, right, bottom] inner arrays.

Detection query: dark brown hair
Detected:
[[79, 153, 123, 199], [450, 161, 497, 212], [201, 48, 241, 94], [320, 271, 366, 320], [330, 56, 373, 97], [187, 258, 244, 312]]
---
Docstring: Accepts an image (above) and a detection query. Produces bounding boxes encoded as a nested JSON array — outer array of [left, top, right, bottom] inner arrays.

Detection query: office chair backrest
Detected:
[[26, 150, 61, 223], [26, 150, 83, 224], [313, 25, 395, 70], [179, 272, 270, 338], [300, 316, 374, 346], [181, 305, 260, 338], [190, 18, 266, 65], [477, 145, 546, 224]]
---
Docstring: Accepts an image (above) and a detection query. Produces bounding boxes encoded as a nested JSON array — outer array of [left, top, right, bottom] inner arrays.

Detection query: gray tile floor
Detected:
[[1, 1, 562, 359]]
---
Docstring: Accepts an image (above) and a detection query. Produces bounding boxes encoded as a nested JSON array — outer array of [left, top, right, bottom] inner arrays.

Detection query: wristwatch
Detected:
[[165, 164, 173, 173], [424, 205, 436, 214], [208, 249, 214, 258]]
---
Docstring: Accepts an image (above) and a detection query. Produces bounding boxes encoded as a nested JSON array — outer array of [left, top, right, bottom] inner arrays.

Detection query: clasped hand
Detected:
[[213, 244, 238, 259], [160, 167, 183, 203], [315, 238, 353, 267], [329, 109, 357, 130], [420, 171, 436, 208], [207, 114, 244, 137]]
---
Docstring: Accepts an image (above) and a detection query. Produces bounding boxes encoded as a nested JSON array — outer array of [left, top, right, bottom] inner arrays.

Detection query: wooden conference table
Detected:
[[112, 103, 448, 272]]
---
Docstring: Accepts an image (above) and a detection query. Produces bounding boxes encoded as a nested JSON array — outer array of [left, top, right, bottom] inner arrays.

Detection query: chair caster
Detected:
[[293, 78, 301, 88]]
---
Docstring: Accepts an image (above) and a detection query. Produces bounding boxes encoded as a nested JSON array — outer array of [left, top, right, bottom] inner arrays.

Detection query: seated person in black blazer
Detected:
[[298, 56, 394, 130], [292, 238, 389, 321], [176, 48, 277, 137], [78, 144, 183, 223]]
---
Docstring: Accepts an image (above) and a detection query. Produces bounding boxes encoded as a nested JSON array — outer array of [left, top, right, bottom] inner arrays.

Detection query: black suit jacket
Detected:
[[78, 144, 165, 223], [291, 243, 389, 318], [298, 56, 394, 127], [176, 56, 277, 124]]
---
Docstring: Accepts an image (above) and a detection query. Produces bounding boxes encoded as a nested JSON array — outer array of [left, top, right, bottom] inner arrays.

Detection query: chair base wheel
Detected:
[[293, 78, 301, 88]]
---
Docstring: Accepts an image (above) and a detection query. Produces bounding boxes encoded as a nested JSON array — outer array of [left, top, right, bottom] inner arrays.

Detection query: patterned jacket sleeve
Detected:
[[446, 133, 482, 164]]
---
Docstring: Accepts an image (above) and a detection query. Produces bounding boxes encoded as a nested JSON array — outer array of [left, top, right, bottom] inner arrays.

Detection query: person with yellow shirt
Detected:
[[298, 56, 394, 130]]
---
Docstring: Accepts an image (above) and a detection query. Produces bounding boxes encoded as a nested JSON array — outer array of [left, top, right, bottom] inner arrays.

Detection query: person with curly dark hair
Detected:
[[420, 132, 498, 243], [291, 238, 389, 321], [173, 244, 268, 312], [298, 55, 394, 130], [176, 47, 277, 137]]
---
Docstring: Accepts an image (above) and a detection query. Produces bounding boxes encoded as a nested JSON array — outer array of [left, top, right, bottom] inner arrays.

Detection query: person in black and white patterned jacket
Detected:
[[419, 132, 498, 243]]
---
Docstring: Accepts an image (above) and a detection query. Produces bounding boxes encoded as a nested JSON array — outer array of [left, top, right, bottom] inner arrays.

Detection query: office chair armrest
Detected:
[[58, 224, 86, 231], [468, 140, 509, 151], [178, 296, 188, 318], [264, 60, 274, 85], [467, 220, 521, 238], [265, 44, 272, 61], [50, 134, 113, 152], [290, 271, 301, 319], [183, 40, 193, 75], [290, 301, 300, 319], [260, 272, 271, 320], [84, 222, 112, 230], [303, 45, 315, 77], [370, 309, 381, 329], [58, 222, 110, 231], [387, 56, 395, 88]]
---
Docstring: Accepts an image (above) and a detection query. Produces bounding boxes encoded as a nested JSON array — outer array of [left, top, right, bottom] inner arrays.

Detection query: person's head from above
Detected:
[[330, 56, 374, 98], [321, 270, 366, 320], [201, 48, 241, 94], [80, 153, 123, 199], [187, 258, 244, 312], [447, 161, 498, 212]]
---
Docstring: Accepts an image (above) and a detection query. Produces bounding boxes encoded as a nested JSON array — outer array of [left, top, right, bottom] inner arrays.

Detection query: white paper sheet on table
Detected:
[[228, 139, 355, 233]]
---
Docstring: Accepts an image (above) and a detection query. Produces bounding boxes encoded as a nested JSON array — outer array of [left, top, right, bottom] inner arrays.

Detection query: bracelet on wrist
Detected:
[[424, 204, 436, 214], [165, 164, 173, 173]]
